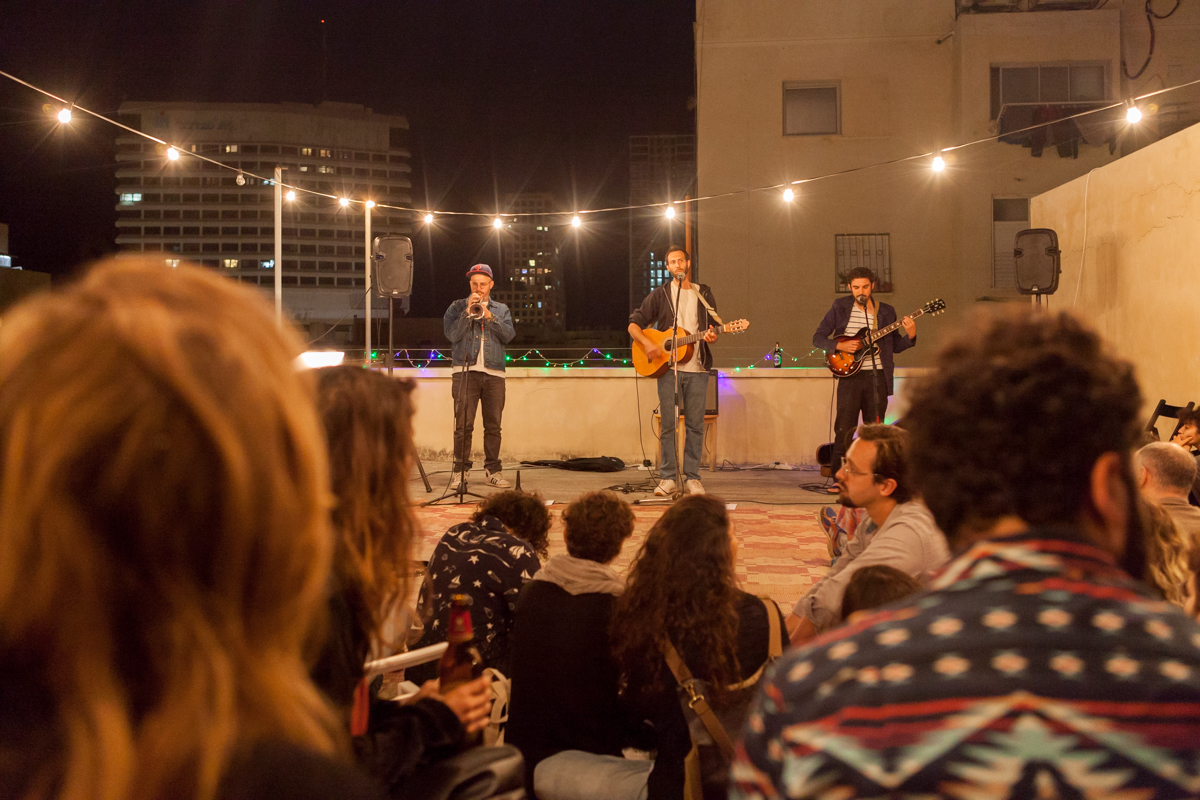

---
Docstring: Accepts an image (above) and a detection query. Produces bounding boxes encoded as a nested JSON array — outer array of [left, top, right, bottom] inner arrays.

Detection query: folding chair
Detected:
[[1146, 400, 1196, 440]]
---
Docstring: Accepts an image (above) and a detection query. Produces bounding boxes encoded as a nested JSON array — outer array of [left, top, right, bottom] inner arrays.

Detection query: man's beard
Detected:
[[837, 486, 858, 509]]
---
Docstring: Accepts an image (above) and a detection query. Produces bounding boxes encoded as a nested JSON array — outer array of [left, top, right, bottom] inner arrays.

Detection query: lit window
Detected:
[[223, 258, 239, 269], [528, 259, 536, 266], [261, 259, 275, 270], [301, 147, 313, 156], [319, 149, 333, 158], [537, 301, 543, 308], [224, 144, 239, 153], [165, 259, 180, 268], [0, 255, 11, 268], [317, 165, 334, 174], [119, 193, 143, 205], [299, 165, 309, 172]]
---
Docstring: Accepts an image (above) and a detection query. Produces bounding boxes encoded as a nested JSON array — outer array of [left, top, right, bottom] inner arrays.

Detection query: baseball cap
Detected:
[[466, 264, 494, 279]]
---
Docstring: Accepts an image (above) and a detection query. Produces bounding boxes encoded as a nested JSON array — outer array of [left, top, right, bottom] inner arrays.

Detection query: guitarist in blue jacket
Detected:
[[814, 267, 917, 486]]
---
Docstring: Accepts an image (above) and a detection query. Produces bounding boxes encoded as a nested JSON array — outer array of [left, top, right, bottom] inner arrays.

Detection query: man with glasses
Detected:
[[784, 424, 948, 645]]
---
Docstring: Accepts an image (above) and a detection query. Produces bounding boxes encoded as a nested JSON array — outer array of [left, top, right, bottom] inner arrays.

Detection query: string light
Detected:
[[782, 188, 794, 202], [424, 213, 434, 224], [493, 217, 503, 229], [4, 66, 1197, 225], [365, 200, 375, 209], [338, 197, 350, 207], [56, 107, 71, 124], [285, 190, 296, 201], [571, 215, 581, 227]]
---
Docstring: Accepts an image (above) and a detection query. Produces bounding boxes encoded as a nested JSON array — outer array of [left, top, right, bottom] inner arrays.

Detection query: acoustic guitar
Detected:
[[632, 320, 750, 378], [823, 299, 946, 377]]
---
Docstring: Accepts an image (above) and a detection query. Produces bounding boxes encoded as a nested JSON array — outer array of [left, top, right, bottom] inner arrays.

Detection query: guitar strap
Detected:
[[694, 286, 724, 327]]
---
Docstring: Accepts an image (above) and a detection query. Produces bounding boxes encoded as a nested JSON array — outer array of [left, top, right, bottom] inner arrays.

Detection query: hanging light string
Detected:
[[381, 345, 828, 371], [7, 67, 1199, 221]]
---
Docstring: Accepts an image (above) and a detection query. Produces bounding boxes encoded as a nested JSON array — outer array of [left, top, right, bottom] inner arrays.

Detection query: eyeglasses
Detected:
[[839, 460, 874, 478]]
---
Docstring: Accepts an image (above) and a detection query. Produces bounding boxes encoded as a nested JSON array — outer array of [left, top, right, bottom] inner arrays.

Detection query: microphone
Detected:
[[856, 294, 868, 306], [672, 272, 684, 283]]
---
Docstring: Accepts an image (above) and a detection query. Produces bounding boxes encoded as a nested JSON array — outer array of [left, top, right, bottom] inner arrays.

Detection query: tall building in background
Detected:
[[113, 101, 413, 344], [628, 134, 696, 310], [491, 192, 565, 331]]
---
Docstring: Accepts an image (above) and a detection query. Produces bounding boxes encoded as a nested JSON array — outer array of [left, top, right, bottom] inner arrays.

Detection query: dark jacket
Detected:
[[629, 282, 720, 371], [812, 295, 916, 395], [443, 298, 516, 372], [631, 591, 785, 800], [506, 581, 646, 790]]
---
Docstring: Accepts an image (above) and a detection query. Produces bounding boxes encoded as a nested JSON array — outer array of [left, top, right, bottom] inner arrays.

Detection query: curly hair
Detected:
[[316, 366, 418, 648], [610, 495, 740, 698], [904, 309, 1143, 544], [1140, 499, 1190, 607], [563, 491, 636, 563], [472, 490, 551, 559], [1179, 408, 1200, 428], [846, 266, 876, 284]]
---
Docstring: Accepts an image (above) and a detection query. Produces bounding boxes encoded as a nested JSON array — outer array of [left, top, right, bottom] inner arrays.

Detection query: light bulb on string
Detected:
[[782, 188, 794, 202], [493, 217, 503, 229], [339, 197, 350, 207], [166, 147, 180, 161], [1126, 104, 1142, 124], [424, 213, 434, 224], [571, 215, 581, 227], [931, 156, 946, 172], [365, 200, 375, 209], [57, 107, 72, 124], [285, 190, 296, 201]]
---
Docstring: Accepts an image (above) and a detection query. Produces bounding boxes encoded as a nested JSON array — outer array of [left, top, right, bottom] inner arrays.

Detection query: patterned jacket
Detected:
[[734, 528, 1200, 799]]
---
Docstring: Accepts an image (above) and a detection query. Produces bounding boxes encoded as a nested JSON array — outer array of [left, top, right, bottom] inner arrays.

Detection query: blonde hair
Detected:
[[0, 257, 342, 800], [1141, 498, 1191, 607]]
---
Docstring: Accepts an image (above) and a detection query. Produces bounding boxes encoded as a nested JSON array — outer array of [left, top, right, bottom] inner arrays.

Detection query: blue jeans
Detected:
[[534, 751, 652, 800], [657, 370, 709, 482]]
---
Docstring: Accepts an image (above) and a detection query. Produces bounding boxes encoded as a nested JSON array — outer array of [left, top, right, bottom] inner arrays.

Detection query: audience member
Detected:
[[1139, 498, 1191, 607], [0, 258, 381, 800], [313, 366, 492, 791], [786, 424, 949, 645], [1170, 408, 1200, 505], [610, 495, 784, 800], [506, 491, 644, 796], [1137, 443, 1200, 544], [838, 564, 922, 621], [411, 490, 549, 681], [733, 309, 1200, 799]]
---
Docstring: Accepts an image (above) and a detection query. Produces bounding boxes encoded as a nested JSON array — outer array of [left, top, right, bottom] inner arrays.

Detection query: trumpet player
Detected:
[[443, 264, 516, 488]]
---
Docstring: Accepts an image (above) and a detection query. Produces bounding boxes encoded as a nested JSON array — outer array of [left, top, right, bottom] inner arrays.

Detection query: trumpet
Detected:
[[467, 299, 486, 320]]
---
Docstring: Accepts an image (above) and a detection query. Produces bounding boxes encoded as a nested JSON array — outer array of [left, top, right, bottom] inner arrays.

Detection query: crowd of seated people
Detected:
[[7, 256, 1200, 800]]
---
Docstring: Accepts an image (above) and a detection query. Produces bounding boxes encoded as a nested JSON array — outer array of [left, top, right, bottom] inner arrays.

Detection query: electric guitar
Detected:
[[632, 320, 750, 378], [823, 299, 946, 377]]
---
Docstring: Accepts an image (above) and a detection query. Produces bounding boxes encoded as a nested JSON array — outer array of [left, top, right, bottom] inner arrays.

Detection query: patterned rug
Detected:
[[412, 503, 831, 611]]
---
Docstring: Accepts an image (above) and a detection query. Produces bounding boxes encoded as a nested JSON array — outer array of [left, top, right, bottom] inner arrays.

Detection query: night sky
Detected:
[[0, 0, 696, 326]]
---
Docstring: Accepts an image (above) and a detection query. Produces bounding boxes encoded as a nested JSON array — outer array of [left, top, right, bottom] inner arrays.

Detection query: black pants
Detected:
[[831, 370, 888, 475], [452, 370, 506, 475]]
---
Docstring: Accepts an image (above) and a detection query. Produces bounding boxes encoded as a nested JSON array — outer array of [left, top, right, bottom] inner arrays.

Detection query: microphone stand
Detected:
[[864, 297, 886, 425], [670, 275, 685, 496], [427, 300, 488, 506]]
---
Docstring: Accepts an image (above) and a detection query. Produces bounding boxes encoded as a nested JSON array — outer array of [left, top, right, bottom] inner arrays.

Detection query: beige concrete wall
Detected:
[[1031, 120, 1200, 419], [693, 1, 1191, 373], [392, 367, 925, 467]]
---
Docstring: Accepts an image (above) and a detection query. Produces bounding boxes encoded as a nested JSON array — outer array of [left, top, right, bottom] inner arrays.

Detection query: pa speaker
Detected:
[[1013, 228, 1061, 295], [373, 236, 414, 297]]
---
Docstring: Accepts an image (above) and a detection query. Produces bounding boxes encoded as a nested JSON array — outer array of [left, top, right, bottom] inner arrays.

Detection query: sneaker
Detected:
[[485, 471, 511, 488], [685, 479, 705, 496], [654, 479, 677, 497], [448, 472, 463, 490]]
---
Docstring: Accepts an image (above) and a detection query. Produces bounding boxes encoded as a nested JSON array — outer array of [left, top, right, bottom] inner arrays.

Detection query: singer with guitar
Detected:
[[629, 245, 721, 497], [814, 267, 917, 488]]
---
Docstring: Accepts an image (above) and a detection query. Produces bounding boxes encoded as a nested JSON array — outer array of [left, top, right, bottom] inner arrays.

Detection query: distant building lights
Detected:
[[783, 188, 795, 202], [166, 147, 180, 161], [57, 108, 72, 124], [931, 156, 946, 172]]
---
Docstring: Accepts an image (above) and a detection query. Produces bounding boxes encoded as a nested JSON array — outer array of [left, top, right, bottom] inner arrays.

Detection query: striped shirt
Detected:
[[846, 305, 881, 370]]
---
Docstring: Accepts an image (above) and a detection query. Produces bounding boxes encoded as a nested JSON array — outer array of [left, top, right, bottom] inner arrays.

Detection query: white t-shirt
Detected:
[[468, 313, 505, 379], [667, 286, 706, 374]]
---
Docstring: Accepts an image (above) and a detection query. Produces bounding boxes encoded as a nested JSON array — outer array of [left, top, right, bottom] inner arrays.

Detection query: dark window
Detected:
[[389, 127, 406, 149], [784, 83, 840, 136]]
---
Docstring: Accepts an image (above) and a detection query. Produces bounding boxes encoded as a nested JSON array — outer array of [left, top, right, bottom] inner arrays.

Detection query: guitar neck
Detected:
[[671, 324, 731, 348], [867, 308, 925, 342]]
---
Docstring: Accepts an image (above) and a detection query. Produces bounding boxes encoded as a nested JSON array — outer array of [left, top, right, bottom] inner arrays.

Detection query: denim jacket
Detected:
[[443, 298, 516, 371]]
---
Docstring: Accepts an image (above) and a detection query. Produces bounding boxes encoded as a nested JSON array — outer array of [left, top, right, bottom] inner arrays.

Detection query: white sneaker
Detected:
[[685, 479, 706, 496], [654, 479, 677, 497], [485, 471, 512, 488], [448, 472, 464, 490]]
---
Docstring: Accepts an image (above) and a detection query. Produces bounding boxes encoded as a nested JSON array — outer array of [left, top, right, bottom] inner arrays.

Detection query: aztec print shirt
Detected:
[[415, 514, 541, 676], [732, 528, 1200, 799]]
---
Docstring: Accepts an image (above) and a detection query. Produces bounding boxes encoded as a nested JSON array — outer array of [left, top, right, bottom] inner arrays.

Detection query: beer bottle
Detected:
[[438, 594, 484, 692]]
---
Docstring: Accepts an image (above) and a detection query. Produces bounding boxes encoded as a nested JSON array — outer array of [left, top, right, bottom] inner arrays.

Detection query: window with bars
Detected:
[[834, 234, 892, 293]]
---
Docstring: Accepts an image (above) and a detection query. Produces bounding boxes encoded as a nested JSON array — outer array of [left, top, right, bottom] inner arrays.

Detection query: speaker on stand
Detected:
[[1013, 228, 1061, 307], [372, 235, 430, 492]]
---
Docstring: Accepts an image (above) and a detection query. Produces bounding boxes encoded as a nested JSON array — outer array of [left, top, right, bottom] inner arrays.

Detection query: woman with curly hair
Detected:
[[611, 495, 784, 800], [411, 490, 550, 681], [312, 366, 493, 793], [1140, 498, 1191, 607]]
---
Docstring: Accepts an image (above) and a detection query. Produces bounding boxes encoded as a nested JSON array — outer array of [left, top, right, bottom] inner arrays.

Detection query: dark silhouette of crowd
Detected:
[[3, 256, 1199, 800]]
